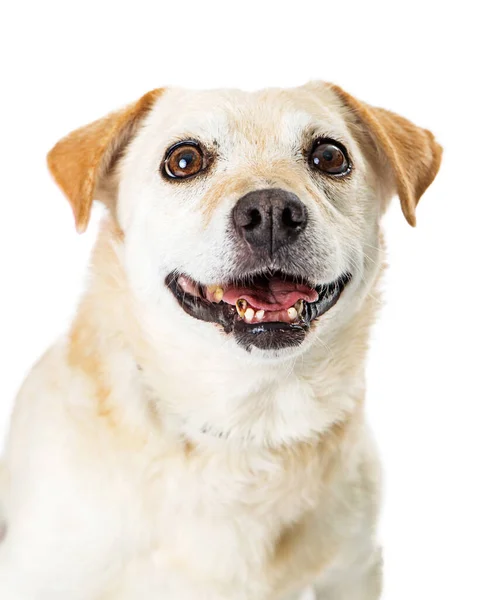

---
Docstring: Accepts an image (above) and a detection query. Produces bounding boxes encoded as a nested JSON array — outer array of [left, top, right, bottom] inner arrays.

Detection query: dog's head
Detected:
[[48, 83, 441, 359]]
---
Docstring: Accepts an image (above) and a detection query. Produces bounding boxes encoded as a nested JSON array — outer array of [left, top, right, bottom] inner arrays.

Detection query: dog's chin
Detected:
[[166, 270, 352, 352]]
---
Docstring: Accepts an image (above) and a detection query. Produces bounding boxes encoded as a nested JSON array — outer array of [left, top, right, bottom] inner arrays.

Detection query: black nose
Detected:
[[232, 188, 308, 255]]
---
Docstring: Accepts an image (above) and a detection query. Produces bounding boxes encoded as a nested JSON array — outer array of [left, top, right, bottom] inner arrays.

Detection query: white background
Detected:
[[0, 1, 478, 598]]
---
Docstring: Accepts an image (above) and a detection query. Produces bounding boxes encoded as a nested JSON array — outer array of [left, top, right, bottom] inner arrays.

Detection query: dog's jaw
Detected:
[[84, 220, 382, 447]]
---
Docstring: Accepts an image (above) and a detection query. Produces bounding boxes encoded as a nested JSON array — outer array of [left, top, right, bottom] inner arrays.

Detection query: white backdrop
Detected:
[[1, 1, 478, 598]]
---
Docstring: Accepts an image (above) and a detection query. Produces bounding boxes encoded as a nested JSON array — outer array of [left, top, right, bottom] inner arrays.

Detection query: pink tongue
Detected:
[[222, 279, 318, 311]]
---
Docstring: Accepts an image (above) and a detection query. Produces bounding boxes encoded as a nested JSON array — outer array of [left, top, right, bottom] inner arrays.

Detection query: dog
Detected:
[[0, 81, 442, 599]]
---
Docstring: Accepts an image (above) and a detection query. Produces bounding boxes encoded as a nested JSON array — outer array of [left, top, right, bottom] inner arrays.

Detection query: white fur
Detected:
[[0, 83, 394, 599]]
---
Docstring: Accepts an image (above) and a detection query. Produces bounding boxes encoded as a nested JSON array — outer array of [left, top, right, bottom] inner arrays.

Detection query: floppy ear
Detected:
[[47, 88, 163, 233], [327, 83, 442, 226]]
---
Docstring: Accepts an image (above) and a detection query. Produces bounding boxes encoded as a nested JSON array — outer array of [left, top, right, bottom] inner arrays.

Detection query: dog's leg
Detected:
[[313, 548, 382, 600]]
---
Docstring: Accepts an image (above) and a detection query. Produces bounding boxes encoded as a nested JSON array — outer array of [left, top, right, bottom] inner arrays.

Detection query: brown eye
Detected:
[[164, 142, 204, 179], [310, 140, 350, 176]]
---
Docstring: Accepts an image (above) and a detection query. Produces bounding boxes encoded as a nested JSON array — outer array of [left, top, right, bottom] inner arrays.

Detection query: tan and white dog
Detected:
[[0, 82, 441, 600]]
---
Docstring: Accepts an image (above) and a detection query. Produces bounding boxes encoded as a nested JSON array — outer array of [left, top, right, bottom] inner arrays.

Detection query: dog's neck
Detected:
[[68, 219, 380, 448]]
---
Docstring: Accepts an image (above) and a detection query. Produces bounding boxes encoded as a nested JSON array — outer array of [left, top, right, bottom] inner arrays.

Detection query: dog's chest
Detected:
[[114, 440, 326, 598]]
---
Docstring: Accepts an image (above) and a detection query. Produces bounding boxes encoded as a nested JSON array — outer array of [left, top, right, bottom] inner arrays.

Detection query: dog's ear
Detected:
[[326, 83, 442, 226], [47, 89, 163, 233]]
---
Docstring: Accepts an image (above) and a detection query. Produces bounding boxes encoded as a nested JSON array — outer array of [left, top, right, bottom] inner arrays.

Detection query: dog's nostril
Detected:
[[232, 188, 308, 254], [282, 206, 303, 229], [244, 208, 262, 231]]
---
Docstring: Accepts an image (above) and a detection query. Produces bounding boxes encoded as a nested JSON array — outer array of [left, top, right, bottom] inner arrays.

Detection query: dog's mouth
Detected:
[[166, 270, 351, 351]]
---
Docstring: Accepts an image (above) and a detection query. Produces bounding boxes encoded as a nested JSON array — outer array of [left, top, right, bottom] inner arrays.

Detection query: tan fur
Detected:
[[0, 82, 441, 600], [47, 89, 163, 232], [68, 316, 113, 419], [201, 174, 253, 222], [327, 83, 443, 226]]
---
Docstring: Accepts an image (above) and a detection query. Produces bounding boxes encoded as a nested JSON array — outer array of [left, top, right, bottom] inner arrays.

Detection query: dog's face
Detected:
[[48, 82, 442, 359]]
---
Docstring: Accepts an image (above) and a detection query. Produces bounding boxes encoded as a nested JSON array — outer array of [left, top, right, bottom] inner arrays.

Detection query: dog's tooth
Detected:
[[294, 299, 304, 316], [213, 287, 224, 302], [245, 308, 255, 322], [255, 310, 265, 321], [236, 299, 247, 317], [287, 307, 298, 321]]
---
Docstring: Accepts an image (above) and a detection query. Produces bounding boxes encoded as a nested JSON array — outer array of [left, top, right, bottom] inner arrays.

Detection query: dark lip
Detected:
[[166, 270, 352, 351]]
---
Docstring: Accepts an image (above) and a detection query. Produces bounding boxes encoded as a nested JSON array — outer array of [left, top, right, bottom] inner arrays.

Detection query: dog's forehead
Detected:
[[144, 85, 350, 146]]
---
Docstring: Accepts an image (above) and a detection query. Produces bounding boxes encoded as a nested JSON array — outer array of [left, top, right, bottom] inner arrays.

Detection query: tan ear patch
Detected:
[[328, 84, 442, 226], [47, 88, 163, 232]]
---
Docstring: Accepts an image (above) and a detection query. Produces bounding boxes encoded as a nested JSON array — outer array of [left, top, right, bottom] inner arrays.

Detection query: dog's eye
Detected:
[[310, 140, 350, 176], [163, 142, 204, 179]]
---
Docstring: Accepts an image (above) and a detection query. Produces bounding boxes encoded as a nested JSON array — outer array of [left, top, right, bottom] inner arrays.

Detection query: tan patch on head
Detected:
[[201, 175, 252, 223], [201, 159, 310, 226], [47, 88, 164, 233]]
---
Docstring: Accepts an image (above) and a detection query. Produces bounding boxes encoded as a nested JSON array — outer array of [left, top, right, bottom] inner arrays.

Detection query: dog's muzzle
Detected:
[[166, 187, 351, 352]]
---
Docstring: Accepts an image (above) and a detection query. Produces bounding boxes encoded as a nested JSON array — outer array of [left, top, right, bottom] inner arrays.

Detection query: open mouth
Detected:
[[166, 270, 351, 351]]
